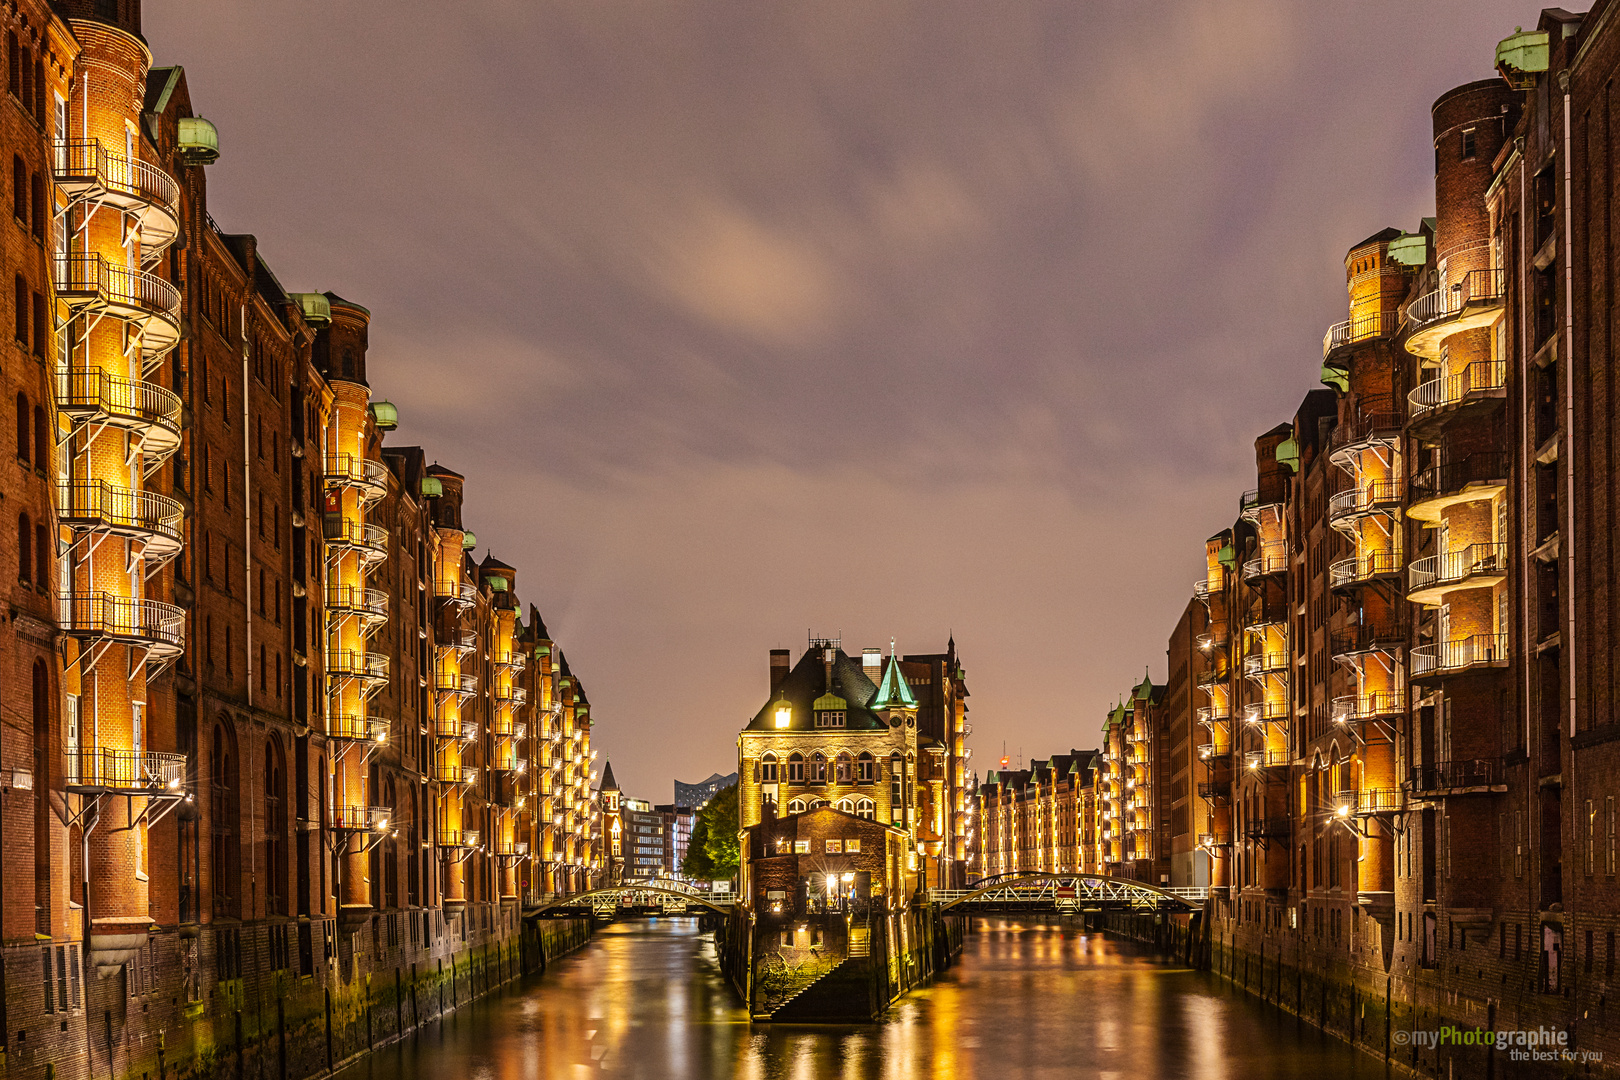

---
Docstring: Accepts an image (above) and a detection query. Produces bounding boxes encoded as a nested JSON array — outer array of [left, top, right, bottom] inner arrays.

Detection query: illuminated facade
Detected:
[[975, 751, 1099, 879], [737, 637, 971, 891], [0, 5, 602, 1077]]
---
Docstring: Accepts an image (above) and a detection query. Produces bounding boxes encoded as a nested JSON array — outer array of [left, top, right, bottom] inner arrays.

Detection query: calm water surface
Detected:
[[338, 918, 1383, 1079]]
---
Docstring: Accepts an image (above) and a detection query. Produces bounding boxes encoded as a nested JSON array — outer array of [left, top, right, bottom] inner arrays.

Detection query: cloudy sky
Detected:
[[152, 0, 1527, 801]]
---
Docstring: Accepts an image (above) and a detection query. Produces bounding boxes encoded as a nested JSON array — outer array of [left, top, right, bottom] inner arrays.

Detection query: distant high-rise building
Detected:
[[676, 772, 737, 808]]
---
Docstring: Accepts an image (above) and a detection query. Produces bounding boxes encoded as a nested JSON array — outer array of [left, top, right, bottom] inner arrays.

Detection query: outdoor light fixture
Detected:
[[774, 698, 792, 729]]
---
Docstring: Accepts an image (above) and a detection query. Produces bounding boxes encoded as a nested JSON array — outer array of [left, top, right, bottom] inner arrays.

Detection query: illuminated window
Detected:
[[809, 753, 827, 784], [759, 753, 778, 783], [856, 752, 874, 783], [835, 753, 852, 783], [856, 799, 876, 821], [816, 710, 845, 729]]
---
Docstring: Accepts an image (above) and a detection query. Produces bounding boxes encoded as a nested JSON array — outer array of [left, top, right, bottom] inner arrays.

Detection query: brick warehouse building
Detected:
[[0, 4, 603, 1079], [1081, 6, 1620, 1074]]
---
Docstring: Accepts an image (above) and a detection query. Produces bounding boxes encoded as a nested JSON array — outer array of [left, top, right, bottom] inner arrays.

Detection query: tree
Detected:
[[681, 782, 739, 882]]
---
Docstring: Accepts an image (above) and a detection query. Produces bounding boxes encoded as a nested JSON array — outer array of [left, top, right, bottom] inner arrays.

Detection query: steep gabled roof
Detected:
[[871, 654, 917, 709], [745, 646, 884, 732], [599, 759, 619, 793]]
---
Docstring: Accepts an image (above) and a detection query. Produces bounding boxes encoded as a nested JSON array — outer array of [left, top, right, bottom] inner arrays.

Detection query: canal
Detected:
[[337, 918, 1384, 1079]]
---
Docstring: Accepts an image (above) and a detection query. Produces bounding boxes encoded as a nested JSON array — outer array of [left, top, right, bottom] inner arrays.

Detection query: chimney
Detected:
[[862, 649, 882, 678], [769, 650, 790, 694], [822, 647, 835, 693]]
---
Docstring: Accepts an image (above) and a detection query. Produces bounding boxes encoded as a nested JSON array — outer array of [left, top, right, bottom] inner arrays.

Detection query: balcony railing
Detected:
[[1410, 634, 1508, 678], [1330, 617, 1408, 658], [326, 650, 389, 683], [1409, 452, 1510, 510], [1409, 359, 1507, 417], [1195, 665, 1228, 687], [331, 806, 391, 832], [1242, 551, 1288, 581], [1198, 832, 1233, 848], [1243, 596, 1288, 631], [53, 255, 182, 357], [65, 748, 186, 793], [1331, 691, 1403, 725], [56, 480, 183, 557], [1193, 578, 1216, 602], [433, 764, 478, 786], [1242, 701, 1289, 724], [325, 584, 389, 621], [1409, 758, 1504, 793], [433, 673, 477, 697], [324, 453, 390, 500], [325, 521, 388, 561], [1408, 542, 1507, 595], [1328, 479, 1403, 525], [1244, 817, 1290, 840], [434, 717, 478, 742], [1322, 309, 1400, 359], [1195, 626, 1228, 651], [1405, 268, 1505, 333], [55, 369, 182, 458], [1244, 749, 1290, 770], [1329, 550, 1403, 588], [1196, 705, 1230, 725], [436, 579, 478, 606], [1327, 409, 1404, 456], [1196, 781, 1231, 802], [1239, 489, 1284, 524], [52, 140, 181, 253], [59, 592, 185, 657], [327, 714, 389, 743], [438, 828, 481, 848], [494, 684, 528, 705], [1242, 651, 1288, 678], [1336, 788, 1402, 815], [438, 629, 477, 653]]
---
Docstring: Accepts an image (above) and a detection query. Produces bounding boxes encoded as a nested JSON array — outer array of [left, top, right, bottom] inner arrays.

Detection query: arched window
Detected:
[[856, 798, 876, 821], [787, 797, 806, 815], [15, 392, 27, 462], [834, 752, 852, 783], [13, 275, 25, 346], [32, 404, 45, 471], [17, 512, 30, 584], [857, 751, 875, 784], [835, 798, 854, 814], [210, 722, 240, 918], [264, 738, 287, 915], [809, 752, 826, 784], [758, 752, 777, 783], [786, 752, 804, 784]]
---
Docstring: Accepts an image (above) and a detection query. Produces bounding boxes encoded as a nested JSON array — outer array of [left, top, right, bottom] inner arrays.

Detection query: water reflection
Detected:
[[339, 918, 1381, 1080]]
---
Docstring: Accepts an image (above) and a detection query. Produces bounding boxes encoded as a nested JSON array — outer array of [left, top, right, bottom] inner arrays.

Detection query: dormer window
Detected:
[[816, 710, 845, 728], [812, 691, 848, 729]]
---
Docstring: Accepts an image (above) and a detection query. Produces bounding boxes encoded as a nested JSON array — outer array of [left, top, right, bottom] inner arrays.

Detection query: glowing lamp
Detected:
[[773, 698, 792, 729]]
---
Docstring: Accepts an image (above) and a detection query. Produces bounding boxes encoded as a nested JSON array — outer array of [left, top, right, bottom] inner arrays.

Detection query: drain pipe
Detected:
[[1560, 69, 1575, 741]]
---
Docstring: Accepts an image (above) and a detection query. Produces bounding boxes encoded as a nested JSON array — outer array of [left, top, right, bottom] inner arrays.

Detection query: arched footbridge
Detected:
[[527, 879, 737, 920], [929, 874, 1208, 915]]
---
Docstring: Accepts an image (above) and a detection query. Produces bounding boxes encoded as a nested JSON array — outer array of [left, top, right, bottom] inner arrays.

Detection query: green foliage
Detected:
[[682, 782, 740, 882]]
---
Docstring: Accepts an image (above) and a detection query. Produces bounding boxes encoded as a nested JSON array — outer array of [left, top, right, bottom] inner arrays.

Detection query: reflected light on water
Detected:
[[336, 916, 1381, 1080]]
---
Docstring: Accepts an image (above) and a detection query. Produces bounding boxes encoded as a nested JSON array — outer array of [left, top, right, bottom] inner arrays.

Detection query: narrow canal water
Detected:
[[338, 918, 1384, 1079]]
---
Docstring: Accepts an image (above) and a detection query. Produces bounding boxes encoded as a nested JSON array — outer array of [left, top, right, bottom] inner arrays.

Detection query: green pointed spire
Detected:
[[872, 654, 917, 709]]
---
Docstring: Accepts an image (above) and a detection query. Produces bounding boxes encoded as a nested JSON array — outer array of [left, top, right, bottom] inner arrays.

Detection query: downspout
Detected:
[[1560, 70, 1575, 741], [243, 303, 252, 709]]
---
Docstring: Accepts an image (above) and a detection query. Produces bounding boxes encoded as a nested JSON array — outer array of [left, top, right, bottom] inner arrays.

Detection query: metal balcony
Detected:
[[52, 254, 181, 363], [59, 592, 185, 659], [1328, 551, 1403, 590], [1196, 665, 1228, 687], [53, 141, 182, 257], [1327, 408, 1403, 467], [1330, 691, 1403, 725], [1408, 359, 1507, 432], [1238, 489, 1284, 525], [1335, 788, 1402, 816], [55, 369, 182, 462], [1241, 551, 1288, 581], [1241, 701, 1289, 725], [434, 717, 477, 742], [1193, 577, 1215, 602], [56, 480, 183, 564], [1410, 634, 1508, 680], [433, 673, 477, 698], [433, 763, 478, 786], [326, 649, 389, 686], [65, 748, 187, 794], [1408, 758, 1506, 795], [325, 585, 389, 625], [1243, 597, 1288, 632], [1330, 618, 1408, 660], [439, 828, 481, 849], [1404, 269, 1506, 360], [1408, 452, 1509, 524], [331, 806, 391, 832], [1408, 543, 1508, 605], [327, 714, 389, 744], [1241, 651, 1288, 679], [323, 453, 390, 504], [1243, 749, 1290, 772], [1197, 832, 1232, 849], [436, 580, 478, 607], [1196, 705, 1230, 726], [1327, 479, 1403, 529], [1244, 817, 1290, 840], [1196, 781, 1230, 803], [325, 521, 388, 564], [494, 684, 528, 705], [1322, 309, 1400, 362], [438, 629, 477, 654]]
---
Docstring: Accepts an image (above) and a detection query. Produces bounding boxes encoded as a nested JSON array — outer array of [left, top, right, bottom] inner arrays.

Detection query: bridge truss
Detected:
[[528, 879, 737, 919], [930, 874, 1207, 915]]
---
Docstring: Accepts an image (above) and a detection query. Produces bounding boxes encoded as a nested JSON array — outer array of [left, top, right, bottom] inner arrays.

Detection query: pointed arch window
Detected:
[[857, 751, 875, 784], [809, 752, 827, 784], [787, 752, 804, 784], [758, 752, 778, 784], [834, 752, 852, 783]]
